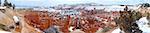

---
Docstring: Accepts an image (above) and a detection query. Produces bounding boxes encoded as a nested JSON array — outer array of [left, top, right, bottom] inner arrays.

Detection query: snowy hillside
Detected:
[[136, 17, 150, 33]]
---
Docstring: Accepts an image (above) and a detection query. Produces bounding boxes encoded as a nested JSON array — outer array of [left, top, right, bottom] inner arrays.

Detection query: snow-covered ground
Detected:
[[111, 28, 121, 33], [112, 27, 125, 33], [13, 16, 20, 23], [136, 17, 150, 33], [70, 29, 85, 33], [112, 17, 150, 33], [0, 31, 11, 33]]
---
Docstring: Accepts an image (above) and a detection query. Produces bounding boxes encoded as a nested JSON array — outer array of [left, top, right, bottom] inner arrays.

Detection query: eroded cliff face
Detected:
[[23, 11, 99, 33], [11, 10, 118, 33], [0, 7, 146, 33]]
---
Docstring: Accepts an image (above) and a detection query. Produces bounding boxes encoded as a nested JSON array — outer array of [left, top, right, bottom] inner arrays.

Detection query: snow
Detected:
[[70, 29, 85, 33], [136, 17, 150, 33], [13, 16, 20, 23], [111, 28, 124, 33], [0, 7, 6, 9], [112, 17, 150, 33], [111, 28, 121, 33], [69, 27, 74, 32], [0, 31, 11, 33]]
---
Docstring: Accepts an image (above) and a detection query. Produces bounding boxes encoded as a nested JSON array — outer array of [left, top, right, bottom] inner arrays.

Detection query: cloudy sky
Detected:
[[2, 0, 150, 7]]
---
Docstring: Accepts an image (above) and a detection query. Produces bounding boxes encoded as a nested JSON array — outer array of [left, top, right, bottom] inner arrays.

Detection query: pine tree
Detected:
[[3, 0, 12, 8]]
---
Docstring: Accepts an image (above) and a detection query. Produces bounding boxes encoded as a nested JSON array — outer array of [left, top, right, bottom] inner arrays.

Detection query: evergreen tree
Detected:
[[0, 0, 1, 6], [141, 3, 150, 7], [3, 0, 12, 8]]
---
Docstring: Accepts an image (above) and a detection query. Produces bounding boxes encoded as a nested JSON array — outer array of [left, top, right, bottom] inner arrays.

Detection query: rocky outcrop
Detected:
[[115, 6, 143, 33]]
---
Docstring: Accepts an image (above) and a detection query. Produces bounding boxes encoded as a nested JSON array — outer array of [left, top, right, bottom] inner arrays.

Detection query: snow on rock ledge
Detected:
[[136, 17, 150, 33]]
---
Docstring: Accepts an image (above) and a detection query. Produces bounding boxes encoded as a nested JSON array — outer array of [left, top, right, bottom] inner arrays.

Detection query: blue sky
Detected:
[[2, 0, 150, 7]]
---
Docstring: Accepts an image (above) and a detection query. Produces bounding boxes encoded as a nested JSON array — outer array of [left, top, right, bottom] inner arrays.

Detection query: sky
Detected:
[[1, 0, 150, 7]]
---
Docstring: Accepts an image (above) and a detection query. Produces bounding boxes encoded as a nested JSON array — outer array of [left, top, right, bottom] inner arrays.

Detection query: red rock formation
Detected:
[[22, 10, 118, 33], [24, 11, 53, 31]]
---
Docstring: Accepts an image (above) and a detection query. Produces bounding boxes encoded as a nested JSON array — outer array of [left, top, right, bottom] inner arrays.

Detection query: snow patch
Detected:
[[69, 27, 74, 32], [0, 31, 11, 33], [13, 16, 20, 23], [112, 28, 124, 33], [136, 17, 150, 33]]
